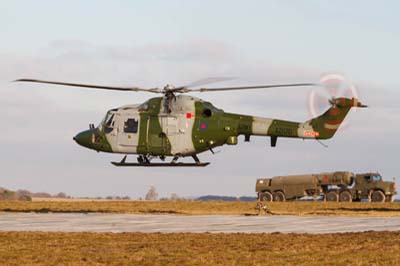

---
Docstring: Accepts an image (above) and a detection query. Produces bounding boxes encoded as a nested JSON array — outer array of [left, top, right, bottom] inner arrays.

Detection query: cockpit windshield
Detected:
[[101, 109, 118, 133]]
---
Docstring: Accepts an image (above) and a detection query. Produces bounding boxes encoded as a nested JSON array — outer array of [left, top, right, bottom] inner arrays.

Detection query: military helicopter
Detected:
[[15, 78, 367, 167]]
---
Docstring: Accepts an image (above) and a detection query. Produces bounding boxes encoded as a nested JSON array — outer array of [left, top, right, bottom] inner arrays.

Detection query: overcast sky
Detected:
[[1, 1, 400, 198]]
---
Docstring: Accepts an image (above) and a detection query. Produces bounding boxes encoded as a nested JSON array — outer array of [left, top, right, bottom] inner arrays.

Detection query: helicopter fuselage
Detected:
[[73, 95, 364, 161], [16, 77, 366, 166]]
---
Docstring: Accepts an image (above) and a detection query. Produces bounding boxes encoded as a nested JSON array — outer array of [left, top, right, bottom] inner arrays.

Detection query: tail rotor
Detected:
[[308, 73, 363, 132]]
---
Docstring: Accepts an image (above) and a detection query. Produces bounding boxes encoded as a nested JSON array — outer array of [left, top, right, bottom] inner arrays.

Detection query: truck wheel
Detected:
[[339, 191, 352, 202], [371, 190, 385, 203], [385, 195, 394, 203], [325, 191, 338, 202], [272, 191, 285, 202], [259, 191, 273, 202]]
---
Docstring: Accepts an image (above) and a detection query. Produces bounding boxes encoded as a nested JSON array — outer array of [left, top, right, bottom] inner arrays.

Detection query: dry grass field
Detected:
[[0, 231, 399, 266], [0, 200, 399, 216]]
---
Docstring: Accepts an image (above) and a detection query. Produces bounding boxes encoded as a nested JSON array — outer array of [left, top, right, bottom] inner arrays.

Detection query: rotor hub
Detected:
[[164, 84, 175, 91]]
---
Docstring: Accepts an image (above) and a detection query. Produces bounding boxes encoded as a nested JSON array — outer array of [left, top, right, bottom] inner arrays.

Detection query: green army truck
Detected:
[[256, 171, 396, 202]]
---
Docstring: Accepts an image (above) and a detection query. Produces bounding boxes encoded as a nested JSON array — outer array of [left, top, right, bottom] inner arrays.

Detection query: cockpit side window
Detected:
[[124, 118, 139, 133]]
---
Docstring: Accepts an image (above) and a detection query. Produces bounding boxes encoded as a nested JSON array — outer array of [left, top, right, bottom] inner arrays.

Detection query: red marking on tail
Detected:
[[329, 108, 341, 116], [304, 131, 320, 137]]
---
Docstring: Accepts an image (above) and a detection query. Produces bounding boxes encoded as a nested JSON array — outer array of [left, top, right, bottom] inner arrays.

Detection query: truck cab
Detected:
[[354, 173, 396, 202]]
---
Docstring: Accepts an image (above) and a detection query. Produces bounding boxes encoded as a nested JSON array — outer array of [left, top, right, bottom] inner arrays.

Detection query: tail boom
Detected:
[[237, 97, 366, 142]]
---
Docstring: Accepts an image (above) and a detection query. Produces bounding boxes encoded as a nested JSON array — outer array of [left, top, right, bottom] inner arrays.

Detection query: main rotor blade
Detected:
[[182, 77, 237, 88], [172, 77, 237, 93], [14, 79, 161, 93], [193, 83, 318, 92]]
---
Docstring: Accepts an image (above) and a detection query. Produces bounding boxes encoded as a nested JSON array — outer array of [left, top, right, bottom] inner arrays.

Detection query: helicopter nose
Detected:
[[73, 130, 92, 148]]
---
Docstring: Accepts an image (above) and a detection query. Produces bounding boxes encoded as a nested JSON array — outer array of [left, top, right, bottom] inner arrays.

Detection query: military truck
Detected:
[[256, 171, 396, 202]]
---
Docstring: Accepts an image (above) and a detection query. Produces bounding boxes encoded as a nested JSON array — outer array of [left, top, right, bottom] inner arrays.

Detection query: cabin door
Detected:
[[117, 114, 140, 148], [161, 115, 178, 137]]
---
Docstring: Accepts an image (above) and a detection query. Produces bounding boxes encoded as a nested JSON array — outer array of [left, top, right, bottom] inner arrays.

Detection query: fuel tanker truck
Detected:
[[256, 171, 396, 202]]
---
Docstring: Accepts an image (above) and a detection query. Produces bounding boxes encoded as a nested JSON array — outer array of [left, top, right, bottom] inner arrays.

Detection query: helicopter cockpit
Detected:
[[101, 109, 118, 134]]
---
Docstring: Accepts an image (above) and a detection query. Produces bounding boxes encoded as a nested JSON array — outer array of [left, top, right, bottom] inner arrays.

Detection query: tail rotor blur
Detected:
[[308, 73, 363, 132]]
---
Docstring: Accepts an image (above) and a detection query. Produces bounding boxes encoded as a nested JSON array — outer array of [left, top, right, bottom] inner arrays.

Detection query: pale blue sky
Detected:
[[1, 1, 400, 198], [2, 0, 400, 87]]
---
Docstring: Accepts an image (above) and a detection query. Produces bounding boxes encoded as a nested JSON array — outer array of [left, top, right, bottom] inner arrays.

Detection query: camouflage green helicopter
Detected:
[[16, 78, 366, 167]]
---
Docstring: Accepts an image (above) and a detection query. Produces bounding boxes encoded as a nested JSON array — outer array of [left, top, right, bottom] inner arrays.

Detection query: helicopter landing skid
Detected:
[[111, 162, 210, 167], [111, 155, 210, 167]]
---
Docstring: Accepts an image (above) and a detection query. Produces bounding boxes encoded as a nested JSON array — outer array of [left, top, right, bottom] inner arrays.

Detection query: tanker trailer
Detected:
[[315, 171, 354, 202], [256, 174, 321, 202]]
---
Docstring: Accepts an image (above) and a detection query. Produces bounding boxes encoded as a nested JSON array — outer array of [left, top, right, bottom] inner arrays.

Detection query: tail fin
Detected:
[[305, 98, 366, 139]]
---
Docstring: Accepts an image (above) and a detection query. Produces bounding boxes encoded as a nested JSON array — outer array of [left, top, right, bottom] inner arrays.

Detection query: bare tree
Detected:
[[170, 193, 179, 201], [145, 185, 158, 201], [55, 192, 67, 198]]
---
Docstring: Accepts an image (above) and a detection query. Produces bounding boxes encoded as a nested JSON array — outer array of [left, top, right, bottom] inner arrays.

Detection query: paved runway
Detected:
[[0, 213, 399, 234]]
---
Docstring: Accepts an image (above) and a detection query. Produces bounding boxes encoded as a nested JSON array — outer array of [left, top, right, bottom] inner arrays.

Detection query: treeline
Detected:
[[79, 196, 132, 200], [0, 187, 32, 201], [196, 195, 257, 202], [0, 187, 72, 201], [143, 186, 257, 202], [0, 185, 258, 202]]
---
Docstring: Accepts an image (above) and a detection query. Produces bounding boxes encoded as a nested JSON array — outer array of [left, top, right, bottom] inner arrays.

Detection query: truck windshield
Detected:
[[372, 175, 381, 181]]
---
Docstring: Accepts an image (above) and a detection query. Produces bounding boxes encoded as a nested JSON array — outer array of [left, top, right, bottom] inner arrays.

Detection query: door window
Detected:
[[124, 119, 139, 133]]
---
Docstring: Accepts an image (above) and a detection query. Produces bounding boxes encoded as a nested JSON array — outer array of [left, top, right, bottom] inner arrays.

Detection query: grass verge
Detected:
[[0, 231, 399, 266]]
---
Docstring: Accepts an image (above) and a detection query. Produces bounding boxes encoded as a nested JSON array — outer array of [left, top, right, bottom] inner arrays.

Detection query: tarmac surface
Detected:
[[0, 213, 400, 234]]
